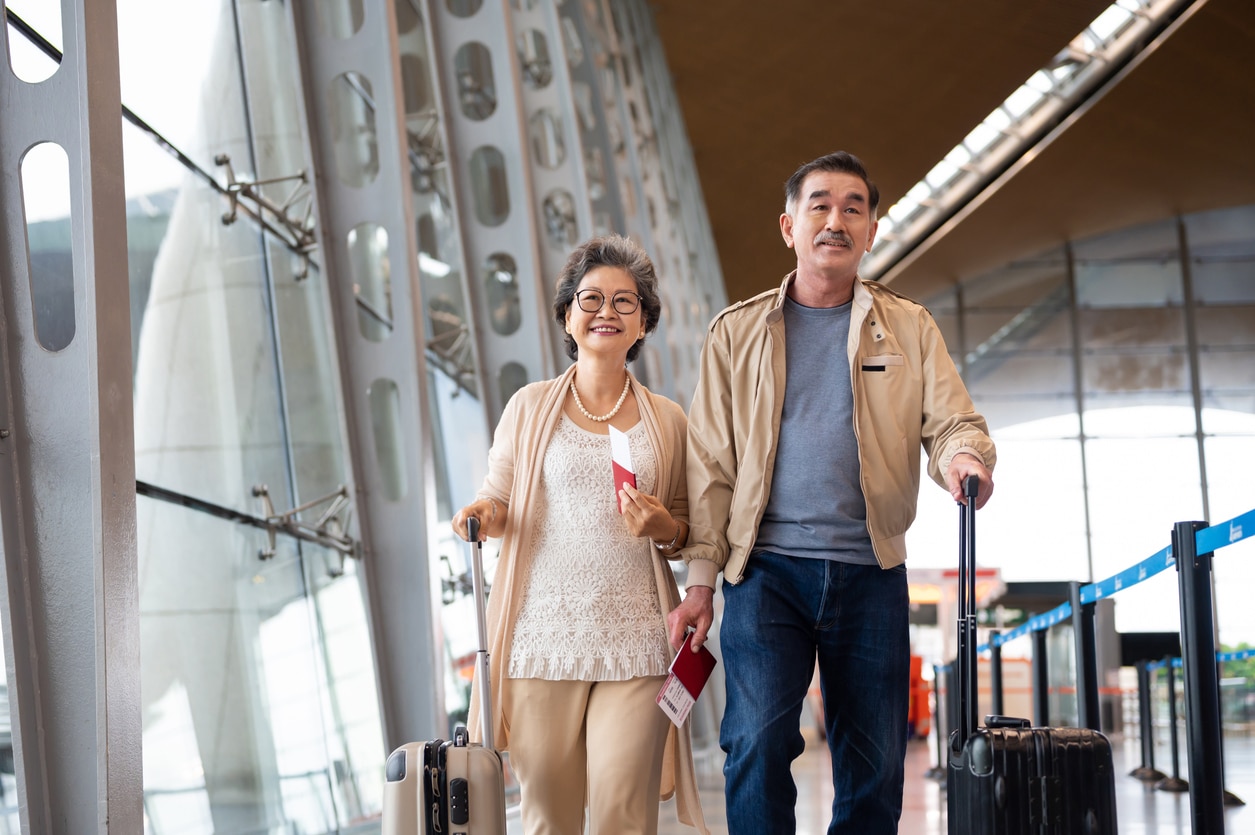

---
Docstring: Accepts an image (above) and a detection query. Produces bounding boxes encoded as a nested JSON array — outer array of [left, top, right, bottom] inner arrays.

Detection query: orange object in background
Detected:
[[907, 654, 931, 739]]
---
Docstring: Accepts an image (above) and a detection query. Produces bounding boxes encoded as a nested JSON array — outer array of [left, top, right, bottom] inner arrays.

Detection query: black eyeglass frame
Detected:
[[573, 289, 642, 315]]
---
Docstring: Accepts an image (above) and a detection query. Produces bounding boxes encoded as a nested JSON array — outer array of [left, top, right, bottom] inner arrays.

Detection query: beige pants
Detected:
[[508, 675, 670, 835]]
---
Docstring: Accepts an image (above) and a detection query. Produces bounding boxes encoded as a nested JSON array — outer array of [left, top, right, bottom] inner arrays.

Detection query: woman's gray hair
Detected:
[[552, 234, 662, 362]]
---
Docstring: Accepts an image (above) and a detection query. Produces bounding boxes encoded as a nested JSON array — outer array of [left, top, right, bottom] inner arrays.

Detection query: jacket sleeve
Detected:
[[681, 321, 734, 588], [917, 309, 997, 488]]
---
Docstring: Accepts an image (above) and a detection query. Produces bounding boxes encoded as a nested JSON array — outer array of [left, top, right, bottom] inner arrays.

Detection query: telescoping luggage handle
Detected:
[[467, 516, 495, 750], [954, 475, 980, 751]]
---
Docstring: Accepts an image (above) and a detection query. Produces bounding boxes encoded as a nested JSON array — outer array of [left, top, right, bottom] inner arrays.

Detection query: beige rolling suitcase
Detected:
[[382, 517, 507, 834]]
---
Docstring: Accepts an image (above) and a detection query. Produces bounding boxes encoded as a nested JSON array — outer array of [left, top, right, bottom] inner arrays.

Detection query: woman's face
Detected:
[[565, 266, 645, 362]]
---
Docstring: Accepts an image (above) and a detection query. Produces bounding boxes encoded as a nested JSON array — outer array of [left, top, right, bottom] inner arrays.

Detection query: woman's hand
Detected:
[[617, 483, 681, 545], [452, 497, 501, 541]]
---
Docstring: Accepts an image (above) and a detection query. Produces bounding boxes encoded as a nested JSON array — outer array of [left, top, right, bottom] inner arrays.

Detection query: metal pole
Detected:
[[1174, 520, 1224, 831], [1032, 626, 1050, 727], [1156, 659, 1189, 793], [1131, 662, 1166, 781], [1071, 581, 1101, 730], [989, 630, 1004, 717]]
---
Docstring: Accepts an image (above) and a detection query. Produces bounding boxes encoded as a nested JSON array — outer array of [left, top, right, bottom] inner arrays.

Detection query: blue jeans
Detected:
[[719, 552, 910, 835]]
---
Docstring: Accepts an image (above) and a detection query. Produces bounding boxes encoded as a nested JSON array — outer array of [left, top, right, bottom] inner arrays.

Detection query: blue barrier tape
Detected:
[[1079, 544, 1175, 605], [984, 601, 1073, 650], [1217, 648, 1255, 663], [1147, 658, 1182, 671], [948, 508, 1253, 662], [1196, 508, 1255, 556]]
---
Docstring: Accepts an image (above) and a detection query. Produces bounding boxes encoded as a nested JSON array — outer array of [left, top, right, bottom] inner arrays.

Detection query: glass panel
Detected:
[[229, 0, 353, 509], [541, 188, 577, 249], [1200, 347, 1255, 420], [1079, 307, 1185, 348], [910, 435, 1086, 581], [518, 28, 552, 89], [529, 109, 566, 169], [21, 142, 75, 353], [131, 176, 291, 516], [5, 0, 61, 82], [117, 0, 249, 178], [348, 222, 393, 342], [1082, 352, 1188, 400], [302, 547, 387, 824], [137, 498, 351, 832], [498, 361, 528, 407], [368, 378, 408, 501], [469, 146, 509, 226], [1183, 204, 1255, 261], [965, 355, 1073, 399], [1193, 306, 1255, 349], [1205, 433, 1255, 645], [329, 71, 380, 188], [1085, 435, 1202, 633], [315, 0, 364, 38], [454, 42, 497, 120], [483, 253, 522, 336]]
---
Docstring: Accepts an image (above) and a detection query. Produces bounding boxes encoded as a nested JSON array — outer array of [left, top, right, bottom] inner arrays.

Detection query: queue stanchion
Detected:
[[989, 630, 1004, 717], [1031, 625, 1050, 726], [1155, 658, 1188, 793], [1130, 661, 1166, 782], [1071, 581, 1101, 731], [1173, 520, 1224, 832]]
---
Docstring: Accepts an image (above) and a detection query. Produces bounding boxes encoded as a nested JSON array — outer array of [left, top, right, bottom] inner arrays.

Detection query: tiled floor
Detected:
[[656, 729, 1255, 834]]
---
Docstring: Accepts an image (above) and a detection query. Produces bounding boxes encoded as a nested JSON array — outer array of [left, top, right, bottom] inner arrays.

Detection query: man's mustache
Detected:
[[814, 231, 854, 247]]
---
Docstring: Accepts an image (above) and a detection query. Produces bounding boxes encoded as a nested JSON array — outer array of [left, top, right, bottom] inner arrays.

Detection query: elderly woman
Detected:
[[453, 234, 707, 835]]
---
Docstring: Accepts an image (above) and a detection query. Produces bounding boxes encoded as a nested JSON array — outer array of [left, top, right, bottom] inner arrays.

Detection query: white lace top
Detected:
[[508, 416, 671, 681]]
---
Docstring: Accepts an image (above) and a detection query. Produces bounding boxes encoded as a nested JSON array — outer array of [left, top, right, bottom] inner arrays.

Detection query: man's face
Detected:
[[780, 170, 878, 280]]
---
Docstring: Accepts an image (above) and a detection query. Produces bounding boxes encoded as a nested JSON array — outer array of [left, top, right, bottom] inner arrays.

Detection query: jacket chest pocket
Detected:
[[860, 354, 905, 373]]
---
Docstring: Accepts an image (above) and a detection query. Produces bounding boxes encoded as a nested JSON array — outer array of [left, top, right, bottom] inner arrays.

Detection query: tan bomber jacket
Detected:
[[682, 272, 996, 588]]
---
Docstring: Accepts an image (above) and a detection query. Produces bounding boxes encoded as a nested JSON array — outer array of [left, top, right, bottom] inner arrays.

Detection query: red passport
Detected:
[[656, 632, 718, 726], [609, 425, 636, 512]]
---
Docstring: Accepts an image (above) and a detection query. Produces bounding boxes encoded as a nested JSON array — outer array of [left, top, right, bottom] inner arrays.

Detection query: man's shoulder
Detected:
[[708, 285, 779, 332], [861, 278, 928, 312]]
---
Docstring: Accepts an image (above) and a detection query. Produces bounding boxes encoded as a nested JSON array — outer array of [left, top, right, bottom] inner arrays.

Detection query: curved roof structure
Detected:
[[652, 0, 1255, 303]]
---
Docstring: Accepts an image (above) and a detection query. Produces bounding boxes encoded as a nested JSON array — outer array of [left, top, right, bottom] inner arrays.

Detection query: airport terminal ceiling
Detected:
[[651, 0, 1255, 305]]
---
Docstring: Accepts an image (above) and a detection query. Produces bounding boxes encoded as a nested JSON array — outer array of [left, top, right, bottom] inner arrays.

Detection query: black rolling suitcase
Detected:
[[383, 517, 507, 835], [946, 476, 1118, 834]]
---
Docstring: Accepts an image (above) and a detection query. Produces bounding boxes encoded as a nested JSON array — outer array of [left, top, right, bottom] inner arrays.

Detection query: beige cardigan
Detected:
[[468, 364, 708, 833]]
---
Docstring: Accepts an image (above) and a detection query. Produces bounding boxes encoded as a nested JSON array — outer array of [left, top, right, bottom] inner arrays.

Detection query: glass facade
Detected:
[[906, 207, 1255, 648]]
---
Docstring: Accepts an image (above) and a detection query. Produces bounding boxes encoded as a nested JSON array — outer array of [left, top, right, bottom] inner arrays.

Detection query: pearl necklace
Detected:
[[570, 374, 631, 422]]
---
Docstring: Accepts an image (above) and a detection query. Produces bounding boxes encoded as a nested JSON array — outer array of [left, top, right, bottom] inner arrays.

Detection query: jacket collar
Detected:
[[767, 270, 873, 323]]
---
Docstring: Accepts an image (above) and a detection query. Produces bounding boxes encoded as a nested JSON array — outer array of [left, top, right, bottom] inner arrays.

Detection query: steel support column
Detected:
[[288, 0, 444, 749], [0, 2, 141, 831]]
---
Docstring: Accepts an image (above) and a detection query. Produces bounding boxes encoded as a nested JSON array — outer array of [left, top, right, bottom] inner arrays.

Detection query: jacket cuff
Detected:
[[685, 559, 720, 590]]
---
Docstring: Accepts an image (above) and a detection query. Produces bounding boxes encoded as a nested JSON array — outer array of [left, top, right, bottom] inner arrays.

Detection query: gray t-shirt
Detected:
[[754, 296, 877, 565]]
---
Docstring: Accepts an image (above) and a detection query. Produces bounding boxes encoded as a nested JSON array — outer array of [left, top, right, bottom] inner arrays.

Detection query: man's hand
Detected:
[[667, 585, 715, 651], [946, 452, 994, 509]]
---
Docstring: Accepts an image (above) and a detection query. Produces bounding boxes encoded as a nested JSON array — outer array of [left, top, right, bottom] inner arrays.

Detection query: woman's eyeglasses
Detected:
[[574, 289, 641, 315]]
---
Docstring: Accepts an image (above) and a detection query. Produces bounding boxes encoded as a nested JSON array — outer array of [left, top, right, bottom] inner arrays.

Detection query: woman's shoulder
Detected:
[[636, 382, 688, 428]]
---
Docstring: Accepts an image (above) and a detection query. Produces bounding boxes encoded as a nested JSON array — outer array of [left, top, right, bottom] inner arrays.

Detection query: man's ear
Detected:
[[780, 212, 796, 249], [866, 218, 879, 253]]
